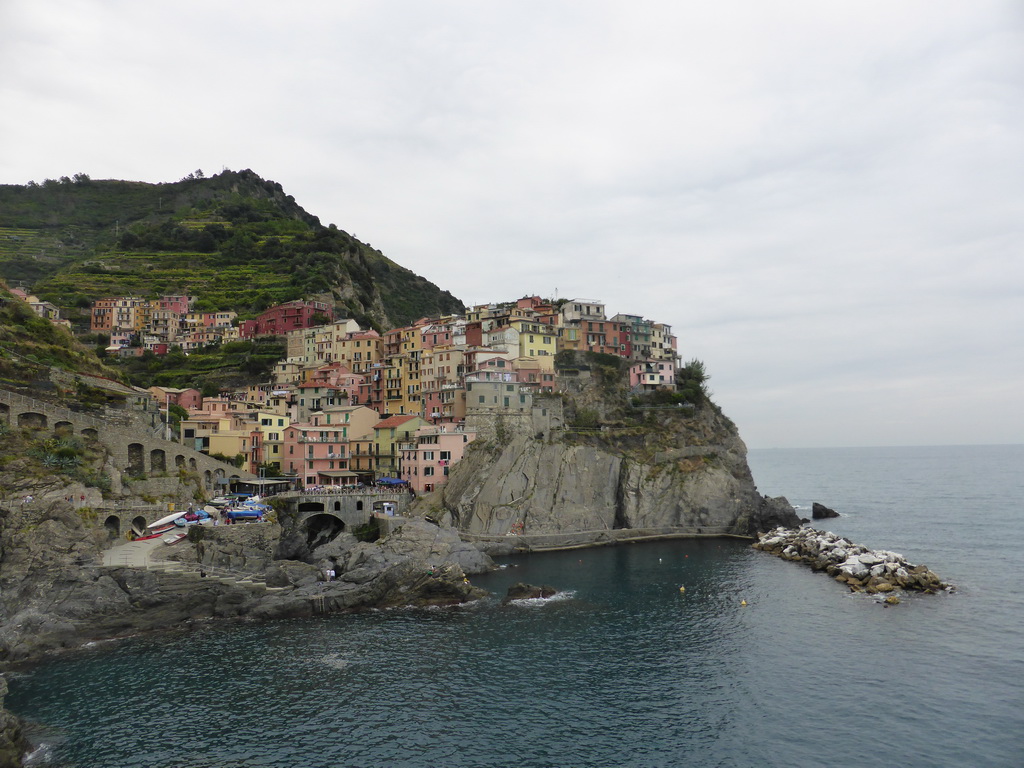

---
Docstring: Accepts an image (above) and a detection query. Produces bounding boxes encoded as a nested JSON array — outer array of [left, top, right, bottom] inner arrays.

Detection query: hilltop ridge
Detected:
[[0, 169, 463, 331]]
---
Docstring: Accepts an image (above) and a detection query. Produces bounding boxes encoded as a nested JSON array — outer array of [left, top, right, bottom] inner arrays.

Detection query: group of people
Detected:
[[300, 484, 406, 495]]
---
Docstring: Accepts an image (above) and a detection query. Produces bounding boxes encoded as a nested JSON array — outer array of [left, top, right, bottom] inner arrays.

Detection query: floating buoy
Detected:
[[740, 599, 747, 606], [679, 586, 686, 593]]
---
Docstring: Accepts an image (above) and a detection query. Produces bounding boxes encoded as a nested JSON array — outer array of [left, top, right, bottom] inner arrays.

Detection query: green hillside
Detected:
[[0, 283, 125, 392], [0, 170, 464, 330]]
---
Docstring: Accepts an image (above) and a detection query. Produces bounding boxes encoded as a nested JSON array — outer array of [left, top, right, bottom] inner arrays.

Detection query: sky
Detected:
[[1, 1, 1022, 449]]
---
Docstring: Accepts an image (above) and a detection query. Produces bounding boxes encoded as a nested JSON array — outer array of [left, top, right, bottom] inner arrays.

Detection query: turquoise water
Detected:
[[8, 445, 1024, 767]]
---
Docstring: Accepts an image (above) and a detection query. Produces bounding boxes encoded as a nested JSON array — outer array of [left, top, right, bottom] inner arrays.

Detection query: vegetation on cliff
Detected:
[[0, 169, 464, 331], [0, 282, 124, 390], [112, 337, 287, 392]]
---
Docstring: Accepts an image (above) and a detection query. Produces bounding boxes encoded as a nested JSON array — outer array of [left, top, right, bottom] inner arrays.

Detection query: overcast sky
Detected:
[[2, 1, 1022, 449]]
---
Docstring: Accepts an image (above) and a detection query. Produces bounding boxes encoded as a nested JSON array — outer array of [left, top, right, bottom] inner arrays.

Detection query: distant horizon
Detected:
[[747, 442, 1024, 451]]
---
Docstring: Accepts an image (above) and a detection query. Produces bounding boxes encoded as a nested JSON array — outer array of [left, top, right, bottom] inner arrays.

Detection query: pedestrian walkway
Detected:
[[102, 538, 163, 568]]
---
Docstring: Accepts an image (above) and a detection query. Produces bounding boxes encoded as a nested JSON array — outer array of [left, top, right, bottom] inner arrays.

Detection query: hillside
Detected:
[[0, 170, 464, 330], [0, 282, 125, 392]]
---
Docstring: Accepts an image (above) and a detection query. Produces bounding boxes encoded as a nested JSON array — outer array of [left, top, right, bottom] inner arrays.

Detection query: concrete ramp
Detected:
[[102, 538, 163, 568]]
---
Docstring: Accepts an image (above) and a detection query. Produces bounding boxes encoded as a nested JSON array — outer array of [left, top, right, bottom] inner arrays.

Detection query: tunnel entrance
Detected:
[[304, 513, 345, 551]]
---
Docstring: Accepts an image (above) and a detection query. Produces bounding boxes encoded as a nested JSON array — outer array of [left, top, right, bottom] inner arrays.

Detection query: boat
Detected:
[[162, 532, 187, 545], [225, 507, 264, 523], [147, 511, 187, 530]]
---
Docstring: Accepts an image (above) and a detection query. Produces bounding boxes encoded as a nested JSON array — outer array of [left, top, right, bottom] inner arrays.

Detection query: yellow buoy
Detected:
[[740, 599, 747, 606], [679, 586, 686, 593]]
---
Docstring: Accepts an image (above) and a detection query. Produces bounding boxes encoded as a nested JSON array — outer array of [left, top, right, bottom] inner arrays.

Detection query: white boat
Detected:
[[147, 511, 187, 530], [162, 532, 187, 545]]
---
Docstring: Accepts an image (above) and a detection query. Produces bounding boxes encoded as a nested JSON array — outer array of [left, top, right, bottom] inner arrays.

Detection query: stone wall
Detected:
[[466, 395, 564, 442], [0, 388, 255, 491]]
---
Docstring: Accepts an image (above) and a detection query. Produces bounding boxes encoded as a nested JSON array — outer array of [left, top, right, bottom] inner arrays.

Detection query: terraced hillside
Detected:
[[0, 282, 124, 392], [0, 170, 464, 330]]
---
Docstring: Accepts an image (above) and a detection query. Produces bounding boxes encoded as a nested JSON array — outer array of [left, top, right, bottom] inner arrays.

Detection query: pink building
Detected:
[[281, 419, 354, 487], [629, 360, 676, 390], [399, 426, 477, 494], [160, 295, 193, 315]]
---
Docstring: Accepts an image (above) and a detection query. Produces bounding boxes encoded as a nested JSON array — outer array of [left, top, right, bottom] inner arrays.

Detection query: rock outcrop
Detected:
[[436, 380, 799, 540], [503, 583, 558, 602], [0, 678, 29, 768], [753, 527, 951, 594], [812, 502, 840, 519]]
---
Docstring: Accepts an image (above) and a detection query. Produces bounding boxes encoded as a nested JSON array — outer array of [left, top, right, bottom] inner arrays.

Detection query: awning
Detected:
[[376, 476, 407, 485], [317, 470, 360, 478]]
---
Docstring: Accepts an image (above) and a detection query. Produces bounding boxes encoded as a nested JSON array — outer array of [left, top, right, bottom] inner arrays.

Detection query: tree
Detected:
[[677, 358, 710, 404]]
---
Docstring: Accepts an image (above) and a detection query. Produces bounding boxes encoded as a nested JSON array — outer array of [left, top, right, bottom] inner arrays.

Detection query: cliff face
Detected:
[[439, 372, 797, 539]]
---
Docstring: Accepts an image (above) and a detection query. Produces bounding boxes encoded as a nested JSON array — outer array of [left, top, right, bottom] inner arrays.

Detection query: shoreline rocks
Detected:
[[753, 527, 951, 595], [811, 502, 840, 520], [502, 583, 558, 602]]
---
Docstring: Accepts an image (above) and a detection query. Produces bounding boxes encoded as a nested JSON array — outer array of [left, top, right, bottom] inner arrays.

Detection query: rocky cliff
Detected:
[[436, 359, 798, 543]]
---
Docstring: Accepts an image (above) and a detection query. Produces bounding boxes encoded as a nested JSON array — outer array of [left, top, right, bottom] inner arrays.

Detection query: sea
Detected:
[[6, 444, 1023, 768]]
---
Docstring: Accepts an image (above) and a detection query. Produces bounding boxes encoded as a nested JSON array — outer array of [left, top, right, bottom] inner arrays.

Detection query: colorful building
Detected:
[[399, 425, 477, 493]]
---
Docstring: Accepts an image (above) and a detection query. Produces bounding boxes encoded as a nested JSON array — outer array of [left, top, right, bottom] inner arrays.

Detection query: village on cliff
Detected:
[[11, 290, 681, 494]]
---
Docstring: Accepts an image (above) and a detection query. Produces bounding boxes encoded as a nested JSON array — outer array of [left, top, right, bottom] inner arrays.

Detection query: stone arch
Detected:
[[130, 516, 147, 535], [175, 455, 185, 469], [104, 515, 120, 538], [333, 500, 342, 512], [356, 500, 364, 511], [18, 411, 47, 429], [127, 443, 144, 475], [203, 470, 212, 489], [298, 501, 325, 514], [82, 427, 98, 440], [304, 513, 345, 550], [150, 449, 166, 474], [0, 403, 8, 422], [189, 458, 197, 470], [54, 420, 74, 435]]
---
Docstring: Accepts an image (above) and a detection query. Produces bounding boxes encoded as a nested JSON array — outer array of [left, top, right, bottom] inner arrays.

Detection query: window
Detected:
[[440, 451, 451, 460], [423, 451, 434, 460], [424, 466, 434, 476]]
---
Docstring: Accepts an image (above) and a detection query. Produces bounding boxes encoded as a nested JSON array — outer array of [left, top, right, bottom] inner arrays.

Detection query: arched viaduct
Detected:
[[0, 389, 255, 493], [282, 491, 409, 545]]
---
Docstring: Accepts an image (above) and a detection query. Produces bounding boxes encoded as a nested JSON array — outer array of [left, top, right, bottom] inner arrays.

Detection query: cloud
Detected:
[[1, 0, 1022, 447]]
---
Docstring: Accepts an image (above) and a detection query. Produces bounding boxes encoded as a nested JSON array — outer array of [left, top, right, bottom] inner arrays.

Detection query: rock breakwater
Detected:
[[753, 527, 951, 594]]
